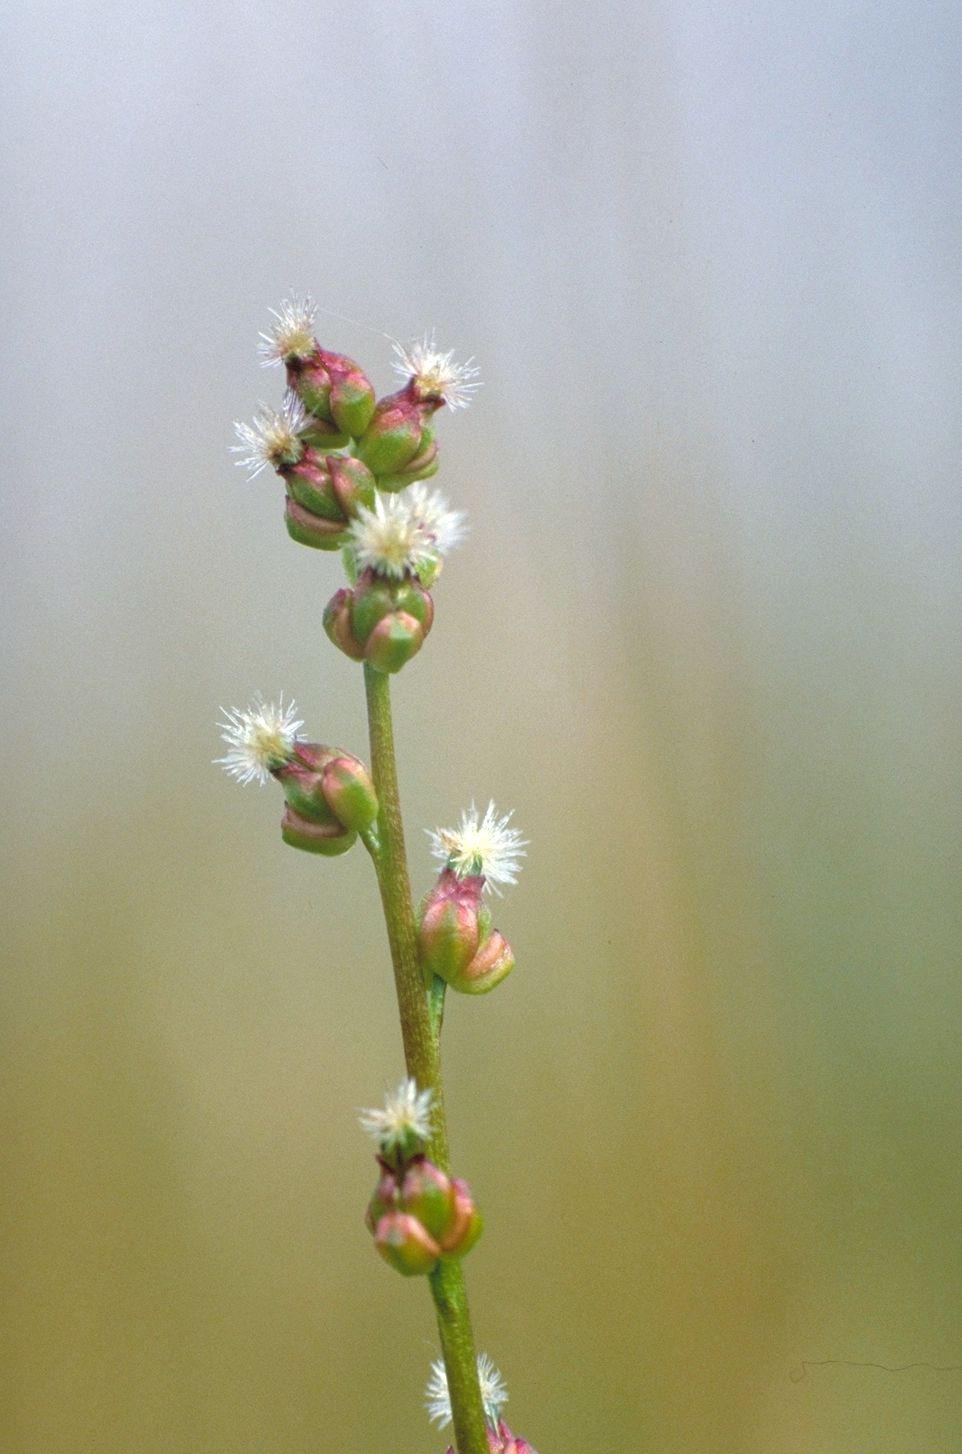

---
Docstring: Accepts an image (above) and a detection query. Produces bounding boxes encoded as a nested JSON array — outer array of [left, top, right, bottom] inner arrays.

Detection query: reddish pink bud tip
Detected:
[[373, 1211, 440, 1276]]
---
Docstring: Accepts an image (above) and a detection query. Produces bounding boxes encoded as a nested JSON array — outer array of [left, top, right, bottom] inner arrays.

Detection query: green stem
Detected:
[[362, 663, 489, 1454]]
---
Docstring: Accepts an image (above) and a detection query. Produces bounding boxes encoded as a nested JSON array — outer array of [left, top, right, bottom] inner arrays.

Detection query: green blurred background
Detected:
[[3, 2, 961, 1450]]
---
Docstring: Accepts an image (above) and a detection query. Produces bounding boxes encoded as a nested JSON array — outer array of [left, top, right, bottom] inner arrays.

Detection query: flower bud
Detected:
[[364, 1164, 399, 1234], [398, 1157, 457, 1244], [322, 588, 367, 661], [274, 743, 377, 853], [489, 1423, 538, 1454], [318, 754, 378, 833], [288, 347, 376, 439], [374, 424, 440, 494], [373, 1210, 440, 1277], [457, 930, 515, 995], [418, 870, 488, 982], [438, 1177, 483, 1258], [446, 1426, 534, 1454], [282, 452, 377, 550], [280, 805, 356, 856], [323, 570, 434, 674], [418, 870, 515, 994], [298, 414, 350, 451], [354, 391, 437, 481]]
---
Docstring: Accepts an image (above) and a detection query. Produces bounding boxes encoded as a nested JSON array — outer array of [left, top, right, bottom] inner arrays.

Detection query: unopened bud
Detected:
[[490, 1424, 538, 1454], [274, 743, 377, 853], [280, 805, 355, 856], [446, 1422, 535, 1454], [438, 1177, 483, 1258], [374, 424, 440, 494], [318, 753, 378, 833], [288, 347, 376, 439], [323, 570, 434, 674], [418, 870, 515, 994], [458, 930, 515, 995], [282, 452, 376, 550], [322, 587, 367, 661], [298, 414, 350, 451], [373, 1210, 440, 1276], [355, 391, 436, 481], [364, 1164, 399, 1233], [418, 869, 488, 982], [399, 1157, 456, 1244]]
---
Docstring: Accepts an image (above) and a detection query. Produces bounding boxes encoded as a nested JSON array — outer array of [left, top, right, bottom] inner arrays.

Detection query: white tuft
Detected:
[[403, 483, 468, 557], [391, 331, 481, 410], [215, 694, 303, 786], [349, 493, 435, 579], [349, 487, 466, 580], [231, 392, 307, 478], [358, 1078, 434, 1153], [428, 801, 527, 895], [425, 1352, 508, 1431], [258, 293, 318, 366]]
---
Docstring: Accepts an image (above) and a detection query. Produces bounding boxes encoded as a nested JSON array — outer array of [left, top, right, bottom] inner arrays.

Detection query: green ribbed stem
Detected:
[[362, 663, 488, 1454]]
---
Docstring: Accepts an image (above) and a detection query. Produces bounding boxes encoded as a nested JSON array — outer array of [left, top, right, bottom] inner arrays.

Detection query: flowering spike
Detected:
[[215, 695, 303, 785], [231, 392, 307, 478], [258, 293, 318, 366], [392, 331, 481, 411], [426, 1352, 508, 1431], [428, 802, 527, 895], [358, 1078, 434, 1159]]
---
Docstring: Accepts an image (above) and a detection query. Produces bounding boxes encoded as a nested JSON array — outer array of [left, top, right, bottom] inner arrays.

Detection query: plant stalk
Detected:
[[362, 663, 489, 1454]]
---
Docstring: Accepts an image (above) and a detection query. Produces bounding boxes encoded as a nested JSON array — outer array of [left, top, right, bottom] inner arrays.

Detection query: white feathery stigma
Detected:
[[425, 1352, 508, 1431], [258, 293, 318, 366], [349, 493, 436, 579], [358, 1078, 434, 1153], [231, 391, 307, 478], [403, 482, 468, 557], [391, 331, 481, 410], [349, 487, 466, 579], [428, 801, 527, 895], [215, 694, 303, 786]]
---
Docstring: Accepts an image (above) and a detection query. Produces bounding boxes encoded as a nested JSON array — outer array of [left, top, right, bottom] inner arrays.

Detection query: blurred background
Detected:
[[2, 2, 960, 1450]]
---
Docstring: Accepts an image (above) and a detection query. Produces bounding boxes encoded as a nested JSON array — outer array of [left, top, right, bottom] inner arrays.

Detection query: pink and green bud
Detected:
[[317, 753, 379, 833], [287, 347, 376, 439], [489, 1423, 537, 1453], [273, 743, 377, 854], [373, 1210, 440, 1277], [354, 391, 437, 483], [298, 414, 350, 451], [418, 870, 515, 994], [280, 805, 356, 856], [438, 1176, 483, 1258], [446, 1430, 529, 1454], [366, 1155, 480, 1272], [399, 1157, 457, 1244], [374, 424, 440, 494], [282, 452, 376, 550], [323, 570, 434, 674], [364, 1164, 399, 1233]]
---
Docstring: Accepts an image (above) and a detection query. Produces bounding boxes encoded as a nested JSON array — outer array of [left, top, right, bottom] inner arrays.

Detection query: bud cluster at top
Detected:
[[232, 297, 473, 675]]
